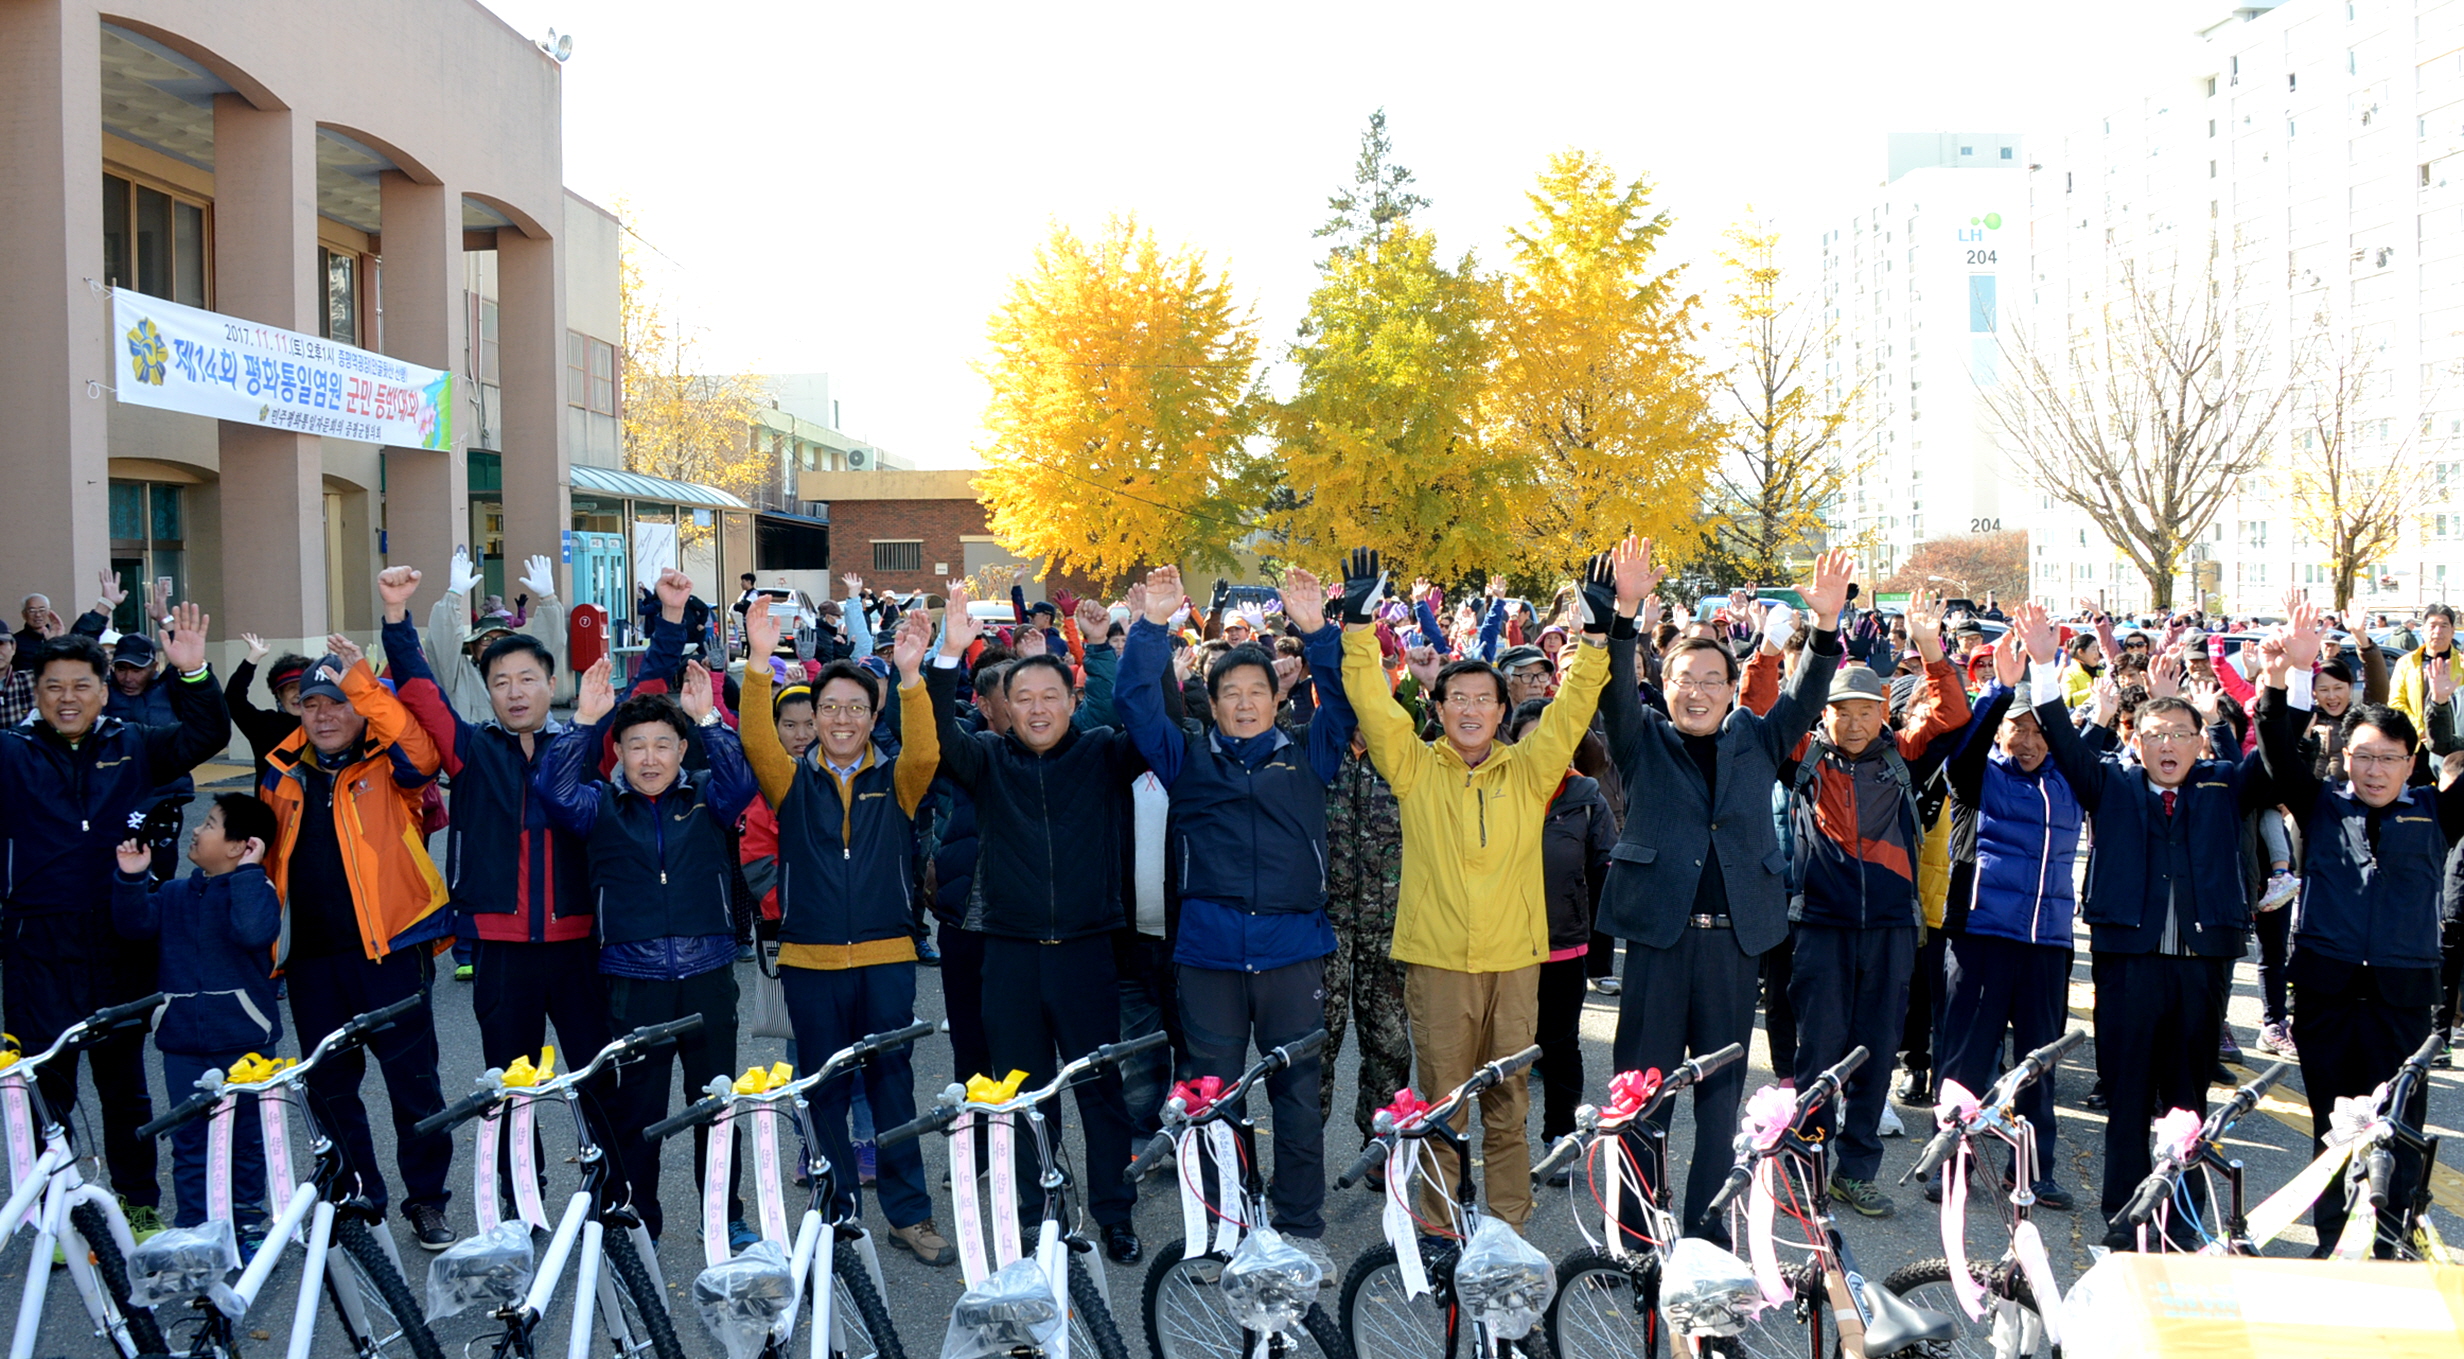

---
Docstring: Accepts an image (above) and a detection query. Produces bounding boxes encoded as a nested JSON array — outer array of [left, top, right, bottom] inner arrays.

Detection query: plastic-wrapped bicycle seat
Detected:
[[425, 1220, 535, 1322], [1659, 1237, 1767, 1340], [942, 1256, 1063, 1359], [694, 1241, 795, 1359], [129, 1219, 240, 1310], [1451, 1216, 1556, 1341], [1220, 1226, 1323, 1336]]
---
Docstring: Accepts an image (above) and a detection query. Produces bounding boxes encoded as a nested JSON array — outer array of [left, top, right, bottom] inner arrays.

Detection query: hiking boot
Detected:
[[123, 1203, 167, 1245], [406, 1202, 456, 1251], [1829, 1177, 1895, 1218], [2257, 1021, 2298, 1059], [888, 1219, 956, 1267]]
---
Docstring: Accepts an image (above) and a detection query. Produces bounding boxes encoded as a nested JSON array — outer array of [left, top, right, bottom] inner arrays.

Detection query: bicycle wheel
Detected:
[[67, 1200, 166, 1358], [1545, 1247, 1657, 1359], [1340, 1239, 1457, 1359], [1144, 1240, 1348, 1359], [326, 1214, 445, 1359], [1879, 1258, 2058, 1359], [602, 1230, 687, 1359], [1066, 1252, 1132, 1359], [827, 1239, 907, 1359], [1699, 1262, 1829, 1359]]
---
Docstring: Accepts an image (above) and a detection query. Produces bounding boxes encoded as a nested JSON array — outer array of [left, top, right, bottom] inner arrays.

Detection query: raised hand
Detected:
[[1142, 566, 1183, 626], [1799, 549, 1855, 629], [1487, 574, 1508, 600], [743, 593, 783, 659], [519, 555, 557, 599], [679, 660, 714, 722], [576, 657, 615, 724], [2015, 601, 2059, 666], [1337, 548, 1385, 626], [448, 547, 483, 597], [242, 632, 271, 663], [1904, 589, 1946, 661], [1403, 643, 1441, 693], [1640, 593, 1665, 633], [2185, 678, 2225, 723], [2149, 650, 2185, 699], [1611, 534, 1661, 616], [1210, 579, 1231, 614], [654, 568, 693, 621], [2282, 599, 2323, 669], [1073, 597, 1110, 639], [841, 573, 865, 598], [378, 565, 421, 619], [96, 569, 127, 613], [1411, 576, 1433, 603], [941, 582, 983, 656], [2091, 674, 2122, 726], [1992, 629, 2026, 689], [892, 609, 932, 681], [1577, 552, 1620, 634], [1271, 655, 1304, 696], [2257, 633, 2290, 689], [1053, 588, 1081, 621], [115, 839, 151, 876], [2430, 654, 2458, 706], [160, 602, 210, 674], [1015, 627, 1048, 659], [324, 632, 365, 672], [1282, 567, 1328, 634]]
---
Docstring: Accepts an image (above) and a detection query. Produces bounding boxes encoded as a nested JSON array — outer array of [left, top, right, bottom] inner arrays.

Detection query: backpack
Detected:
[[1778, 737, 1920, 906]]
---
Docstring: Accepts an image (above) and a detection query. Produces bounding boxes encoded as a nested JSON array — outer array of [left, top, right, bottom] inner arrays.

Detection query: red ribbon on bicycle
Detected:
[[1168, 1076, 1225, 1117], [1379, 1088, 1434, 1129], [1603, 1069, 1662, 1120]]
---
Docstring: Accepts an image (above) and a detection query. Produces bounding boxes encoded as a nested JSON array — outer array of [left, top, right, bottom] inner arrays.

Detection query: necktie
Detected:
[[2161, 789, 2177, 818]]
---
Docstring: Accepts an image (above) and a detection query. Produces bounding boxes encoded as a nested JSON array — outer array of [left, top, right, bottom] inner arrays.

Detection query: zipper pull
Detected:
[[660, 870, 668, 885], [81, 820, 89, 833], [843, 847, 851, 860]]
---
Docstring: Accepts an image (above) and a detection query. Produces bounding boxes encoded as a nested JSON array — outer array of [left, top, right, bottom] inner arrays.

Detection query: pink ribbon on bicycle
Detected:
[[260, 1095, 296, 1244], [1741, 1084, 1796, 1151], [1933, 1079, 1988, 1321], [205, 1095, 236, 1226], [1168, 1076, 1225, 1117], [473, 1107, 503, 1233], [1744, 1160, 1790, 1306], [950, 1111, 990, 1285], [2151, 1107, 2203, 1162], [1603, 1069, 1662, 1121], [510, 1098, 549, 1229], [1, 1076, 35, 1195]]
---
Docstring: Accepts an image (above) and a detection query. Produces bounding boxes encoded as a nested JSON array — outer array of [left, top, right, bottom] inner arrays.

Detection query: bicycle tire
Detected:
[[69, 1200, 167, 1358], [603, 1230, 687, 1359], [1340, 1239, 1457, 1359], [1879, 1258, 2058, 1359], [1143, 1240, 1350, 1359], [1545, 1247, 1658, 1359], [827, 1240, 908, 1359], [1698, 1261, 1829, 1359], [1067, 1251, 1132, 1359], [326, 1214, 444, 1359]]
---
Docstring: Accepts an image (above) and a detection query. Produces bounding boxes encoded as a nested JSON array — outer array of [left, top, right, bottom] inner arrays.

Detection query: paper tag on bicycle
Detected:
[[1207, 1122, 1242, 1256], [511, 1098, 549, 1230], [1940, 1143, 1987, 1320], [2331, 1196, 2380, 1259], [753, 1106, 789, 1247], [2245, 1138, 2353, 1247], [951, 1111, 989, 1285], [1596, 1135, 1621, 1257], [988, 1113, 1022, 1268], [705, 1107, 736, 1268], [1746, 1160, 1790, 1306], [260, 1095, 296, 1243], [473, 1106, 503, 1233], [0, 1077, 32, 1193], [807, 1219, 835, 1359], [2008, 1219, 2061, 1345], [1382, 1142, 1429, 1298], [1175, 1127, 1207, 1260], [205, 1095, 236, 1226]]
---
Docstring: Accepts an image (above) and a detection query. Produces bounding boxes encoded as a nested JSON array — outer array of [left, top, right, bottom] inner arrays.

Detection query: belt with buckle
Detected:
[[1688, 913, 1734, 930]]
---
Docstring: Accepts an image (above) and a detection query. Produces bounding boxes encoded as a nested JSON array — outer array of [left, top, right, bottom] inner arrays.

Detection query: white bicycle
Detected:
[[0, 994, 169, 1359], [131, 993, 442, 1359]]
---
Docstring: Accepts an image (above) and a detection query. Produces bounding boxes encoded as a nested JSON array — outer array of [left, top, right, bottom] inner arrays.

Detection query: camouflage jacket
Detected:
[[1325, 751, 1401, 937]]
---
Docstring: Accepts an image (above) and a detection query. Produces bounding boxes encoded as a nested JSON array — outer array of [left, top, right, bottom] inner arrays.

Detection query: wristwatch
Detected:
[[697, 709, 721, 728]]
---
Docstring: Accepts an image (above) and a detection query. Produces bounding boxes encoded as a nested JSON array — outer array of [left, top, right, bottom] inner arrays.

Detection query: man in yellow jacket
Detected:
[[2389, 603, 2457, 744], [1339, 538, 1643, 1225]]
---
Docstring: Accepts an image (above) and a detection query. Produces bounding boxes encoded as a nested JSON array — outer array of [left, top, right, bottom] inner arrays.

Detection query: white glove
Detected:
[[1760, 602, 1798, 649], [519, 554, 556, 599], [448, 547, 484, 597]]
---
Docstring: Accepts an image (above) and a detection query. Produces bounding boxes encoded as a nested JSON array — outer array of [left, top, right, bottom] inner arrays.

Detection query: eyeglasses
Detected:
[[814, 702, 874, 718], [1440, 693, 1501, 710], [1668, 677, 1733, 695], [2347, 751, 2411, 769], [2138, 730, 2199, 746]]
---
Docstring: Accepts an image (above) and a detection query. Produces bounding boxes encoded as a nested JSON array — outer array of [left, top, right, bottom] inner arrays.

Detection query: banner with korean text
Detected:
[[111, 287, 455, 449]]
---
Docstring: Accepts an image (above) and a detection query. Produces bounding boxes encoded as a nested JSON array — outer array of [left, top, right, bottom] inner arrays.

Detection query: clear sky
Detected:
[[478, 0, 2220, 468]]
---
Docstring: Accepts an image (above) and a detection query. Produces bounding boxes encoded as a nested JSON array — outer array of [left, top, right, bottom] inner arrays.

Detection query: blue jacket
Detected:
[[535, 718, 758, 962], [106, 674, 196, 805], [1946, 683, 2084, 947], [111, 864, 282, 1056]]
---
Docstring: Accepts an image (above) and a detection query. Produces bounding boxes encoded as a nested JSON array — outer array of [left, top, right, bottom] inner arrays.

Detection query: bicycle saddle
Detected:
[[1858, 1282, 1956, 1357]]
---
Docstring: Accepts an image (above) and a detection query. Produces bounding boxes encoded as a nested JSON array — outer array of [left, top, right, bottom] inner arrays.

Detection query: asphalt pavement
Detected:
[[6, 792, 2460, 1358]]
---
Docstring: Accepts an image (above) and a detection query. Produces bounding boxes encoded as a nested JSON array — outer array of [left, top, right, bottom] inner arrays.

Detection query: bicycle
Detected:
[[413, 1017, 707, 1359], [644, 1019, 937, 1359], [2108, 1059, 2292, 1256], [1696, 1044, 1955, 1359], [0, 993, 168, 1359], [881, 1031, 1169, 1359], [1528, 1042, 1745, 1359], [1123, 1028, 1346, 1359], [2243, 1029, 2452, 1263], [1884, 1029, 2085, 1359], [128, 993, 443, 1359], [1332, 1044, 1559, 1359]]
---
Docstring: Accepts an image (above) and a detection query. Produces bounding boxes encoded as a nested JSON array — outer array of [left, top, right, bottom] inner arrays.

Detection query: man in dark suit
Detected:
[[1597, 549, 1853, 1242]]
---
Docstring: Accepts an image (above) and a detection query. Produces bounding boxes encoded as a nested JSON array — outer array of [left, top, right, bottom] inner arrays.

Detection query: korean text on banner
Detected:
[[111, 287, 455, 450]]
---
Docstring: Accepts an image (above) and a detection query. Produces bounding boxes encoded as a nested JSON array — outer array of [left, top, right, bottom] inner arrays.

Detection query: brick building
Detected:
[[798, 468, 1106, 603]]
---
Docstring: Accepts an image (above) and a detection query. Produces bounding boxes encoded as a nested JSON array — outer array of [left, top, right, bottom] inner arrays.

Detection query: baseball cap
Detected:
[[1496, 644, 1554, 674], [111, 634, 156, 669], [295, 656, 351, 706], [267, 656, 310, 692], [1825, 666, 1891, 705]]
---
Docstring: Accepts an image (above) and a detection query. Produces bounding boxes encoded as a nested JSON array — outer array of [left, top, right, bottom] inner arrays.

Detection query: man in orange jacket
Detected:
[[259, 634, 457, 1249]]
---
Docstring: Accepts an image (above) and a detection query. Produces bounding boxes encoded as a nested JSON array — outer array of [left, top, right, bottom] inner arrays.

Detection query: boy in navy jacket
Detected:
[[113, 793, 283, 1243]]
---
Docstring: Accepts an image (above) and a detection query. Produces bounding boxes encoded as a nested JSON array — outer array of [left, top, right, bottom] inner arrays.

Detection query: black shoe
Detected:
[[2029, 1180, 2076, 1212], [405, 1203, 456, 1251], [1101, 1222, 1141, 1265], [2210, 1062, 2235, 1086], [2083, 1089, 2109, 1111]]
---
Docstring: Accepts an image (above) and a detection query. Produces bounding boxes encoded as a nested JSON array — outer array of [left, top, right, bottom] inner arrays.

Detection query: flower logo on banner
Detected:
[[125, 318, 167, 387]]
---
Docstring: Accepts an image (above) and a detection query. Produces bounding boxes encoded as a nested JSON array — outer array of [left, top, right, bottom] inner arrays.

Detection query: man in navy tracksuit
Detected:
[[2257, 604, 2455, 1253], [1, 615, 229, 1235], [2017, 606, 2266, 1245], [1114, 565, 1353, 1242], [380, 564, 608, 1085]]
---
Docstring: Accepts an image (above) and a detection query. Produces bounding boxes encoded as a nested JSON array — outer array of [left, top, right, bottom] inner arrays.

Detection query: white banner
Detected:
[[111, 287, 455, 449]]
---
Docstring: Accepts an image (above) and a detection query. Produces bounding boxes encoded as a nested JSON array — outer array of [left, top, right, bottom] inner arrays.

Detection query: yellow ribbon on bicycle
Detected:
[[499, 1046, 556, 1088], [734, 1062, 794, 1094], [964, 1070, 1029, 1103], [224, 1052, 294, 1083]]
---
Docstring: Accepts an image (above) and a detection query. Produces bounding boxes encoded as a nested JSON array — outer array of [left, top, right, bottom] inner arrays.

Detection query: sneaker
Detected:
[[2257, 1021, 2298, 1059], [405, 1203, 455, 1251], [2257, 872, 2300, 912], [2218, 1030, 2245, 1065], [1877, 1103, 1906, 1138], [1829, 1176, 1896, 1218], [1589, 977, 1621, 997], [728, 1220, 760, 1252], [238, 1225, 268, 1258], [123, 1203, 167, 1244], [888, 1219, 956, 1267], [856, 1140, 877, 1186], [2436, 1035, 2455, 1070], [916, 935, 943, 967], [2028, 1179, 2076, 1212], [453, 964, 475, 982]]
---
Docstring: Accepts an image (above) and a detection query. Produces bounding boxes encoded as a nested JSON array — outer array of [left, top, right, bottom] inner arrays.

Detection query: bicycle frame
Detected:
[[1534, 1043, 1744, 1268], [2113, 1060, 2289, 1255]]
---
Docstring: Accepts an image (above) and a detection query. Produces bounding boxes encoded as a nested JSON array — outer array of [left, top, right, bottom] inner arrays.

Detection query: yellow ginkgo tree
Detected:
[[974, 216, 1267, 586]]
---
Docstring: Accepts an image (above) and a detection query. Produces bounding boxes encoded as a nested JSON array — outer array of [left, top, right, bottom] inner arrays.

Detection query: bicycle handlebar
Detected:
[[1531, 1133, 1583, 1184], [2114, 1061, 2293, 1229], [1126, 1131, 1178, 1185], [876, 1104, 962, 1150], [91, 993, 168, 1033], [643, 1092, 730, 1143], [413, 1090, 501, 1140], [1903, 1031, 2085, 1186], [135, 1089, 221, 1142], [1707, 1046, 1868, 1213], [413, 1016, 708, 1138], [884, 1030, 1172, 1151], [1334, 1139, 1391, 1191]]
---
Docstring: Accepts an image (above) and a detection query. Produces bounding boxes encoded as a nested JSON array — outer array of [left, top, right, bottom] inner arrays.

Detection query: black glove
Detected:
[[1578, 553, 1619, 635], [1210, 579, 1231, 614], [1337, 549, 1385, 626]]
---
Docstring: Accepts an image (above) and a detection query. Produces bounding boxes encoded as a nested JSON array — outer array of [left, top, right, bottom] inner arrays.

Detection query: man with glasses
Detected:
[[2016, 607, 2265, 1247], [1597, 550, 1852, 1242], [2392, 603, 2458, 744]]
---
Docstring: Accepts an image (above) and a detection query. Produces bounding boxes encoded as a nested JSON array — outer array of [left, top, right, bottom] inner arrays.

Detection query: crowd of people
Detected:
[[3, 542, 2456, 1277]]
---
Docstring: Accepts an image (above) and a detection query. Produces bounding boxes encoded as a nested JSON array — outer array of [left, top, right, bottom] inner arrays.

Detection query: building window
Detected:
[[567, 333, 588, 408], [318, 247, 358, 344], [871, 540, 922, 572], [1960, 145, 1973, 156], [107, 481, 185, 635], [589, 339, 616, 415], [101, 172, 209, 308], [2000, 146, 2013, 159]]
